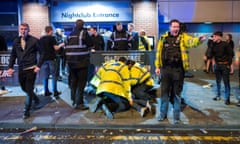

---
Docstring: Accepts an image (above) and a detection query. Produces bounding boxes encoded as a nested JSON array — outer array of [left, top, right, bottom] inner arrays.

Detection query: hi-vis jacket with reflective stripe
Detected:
[[130, 62, 154, 87], [95, 61, 131, 102], [155, 32, 201, 71], [90, 60, 115, 88], [65, 28, 92, 68], [138, 36, 151, 51]]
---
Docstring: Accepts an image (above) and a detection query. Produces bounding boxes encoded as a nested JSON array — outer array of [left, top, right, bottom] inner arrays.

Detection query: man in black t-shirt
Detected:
[[210, 31, 233, 105], [39, 26, 64, 97]]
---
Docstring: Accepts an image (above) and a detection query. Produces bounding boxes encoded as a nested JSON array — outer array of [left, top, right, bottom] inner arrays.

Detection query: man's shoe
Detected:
[[224, 99, 230, 105], [79, 104, 89, 110], [173, 119, 180, 124], [157, 115, 167, 121], [89, 97, 102, 113], [140, 107, 148, 117], [102, 104, 114, 119], [44, 91, 52, 96], [213, 96, 221, 101], [23, 110, 30, 119], [54, 91, 61, 97], [74, 104, 89, 110]]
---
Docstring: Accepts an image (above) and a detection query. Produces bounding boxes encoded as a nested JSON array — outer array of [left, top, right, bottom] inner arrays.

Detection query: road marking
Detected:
[[1, 135, 240, 141]]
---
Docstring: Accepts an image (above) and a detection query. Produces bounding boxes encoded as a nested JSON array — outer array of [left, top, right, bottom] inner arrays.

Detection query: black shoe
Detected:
[[157, 115, 167, 121], [102, 104, 114, 119], [23, 110, 30, 119], [225, 99, 230, 105], [74, 104, 89, 110], [44, 91, 52, 96], [89, 97, 102, 113], [213, 96, 221, 101], [54, 91, 61, 97]]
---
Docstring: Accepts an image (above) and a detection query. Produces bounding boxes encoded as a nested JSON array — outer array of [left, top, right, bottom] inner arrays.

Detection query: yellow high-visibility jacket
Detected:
[[90, 60, 115, 88], [130, 62, 154, 87], [95, 61, 131, 102], [155, 32, 202, 71], [139, 36, 151, 51]]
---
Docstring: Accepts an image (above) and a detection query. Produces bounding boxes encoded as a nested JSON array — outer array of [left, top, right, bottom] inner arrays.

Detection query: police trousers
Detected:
[[160, 66, 184, 120]]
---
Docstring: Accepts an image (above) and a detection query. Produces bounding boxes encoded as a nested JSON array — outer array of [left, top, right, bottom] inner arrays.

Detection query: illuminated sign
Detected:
[[51, 1, 132, 22]]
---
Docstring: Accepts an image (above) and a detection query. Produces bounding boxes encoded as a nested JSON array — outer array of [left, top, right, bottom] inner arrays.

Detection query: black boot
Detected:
[[102, 104, 113, 119], [89, 97, 102, 113], [23, 108, 30, 119]]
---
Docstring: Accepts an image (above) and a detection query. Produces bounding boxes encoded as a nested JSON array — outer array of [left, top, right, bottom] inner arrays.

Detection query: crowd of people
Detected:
[[3, 18, 240, 122]]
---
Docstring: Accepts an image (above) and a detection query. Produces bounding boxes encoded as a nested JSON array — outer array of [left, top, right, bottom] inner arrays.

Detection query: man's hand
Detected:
[[199, 35, 207, 42], [129, 98, 133, 106], [34, 66, 40, 73], [7, 68, 14, 76], [155, 68, 161, 75]]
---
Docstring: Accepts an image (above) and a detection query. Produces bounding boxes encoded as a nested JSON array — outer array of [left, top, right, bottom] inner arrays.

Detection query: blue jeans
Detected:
[[215, 64, 230, 100], [160, 67, 184, 120], [41, 60, 58, 92]]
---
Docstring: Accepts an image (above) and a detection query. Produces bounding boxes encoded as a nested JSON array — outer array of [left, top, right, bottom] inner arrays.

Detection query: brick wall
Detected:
[[22, 3, 49, 38], [133, 1, 158, 48]]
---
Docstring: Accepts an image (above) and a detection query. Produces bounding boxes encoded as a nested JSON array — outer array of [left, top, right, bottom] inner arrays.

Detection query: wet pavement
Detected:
[[0, 70, 240, 143]]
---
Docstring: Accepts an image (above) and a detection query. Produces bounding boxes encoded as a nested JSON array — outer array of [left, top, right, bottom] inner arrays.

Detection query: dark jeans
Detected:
[[18, 69, 39, 110], [132, 84, 153, 100], [160, 66, 184, 120], [101, 92, 130, 113], [69, 67, 88, 105], [215, 64, 230, 100]]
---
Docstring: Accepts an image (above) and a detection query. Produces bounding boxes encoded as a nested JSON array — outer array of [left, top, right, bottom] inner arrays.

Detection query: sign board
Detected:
[[51, 1, 133, 22]]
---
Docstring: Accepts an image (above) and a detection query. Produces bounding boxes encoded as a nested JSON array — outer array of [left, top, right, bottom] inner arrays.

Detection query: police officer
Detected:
[[89, 57, 133, 119], [155, 19, 206, 124], [65, 19, 93, 110]]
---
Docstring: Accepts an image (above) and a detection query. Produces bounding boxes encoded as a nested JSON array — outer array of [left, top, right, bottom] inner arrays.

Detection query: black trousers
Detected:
[[18, 69, 39, 110], [160, 66, 184, 120], [69, 67, 88, 105]]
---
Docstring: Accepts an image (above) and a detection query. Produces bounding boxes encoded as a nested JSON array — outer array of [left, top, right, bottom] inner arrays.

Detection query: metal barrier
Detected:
[[0, 51, 156, 86]]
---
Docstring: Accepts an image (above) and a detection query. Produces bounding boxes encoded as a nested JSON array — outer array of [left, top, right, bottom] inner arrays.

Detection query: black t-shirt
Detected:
[[91, 34, 105, 50], [39, 35, 57, 61], [211, 41, 233, 64]]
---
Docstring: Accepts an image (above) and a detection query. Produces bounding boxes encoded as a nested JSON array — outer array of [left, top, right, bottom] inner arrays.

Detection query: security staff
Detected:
[[107, 22, 131, 51], [89, 57, 132, 119], [155, 19, 206, 124], [127, 60, 154, 117], [65, 19, 93, 110]]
